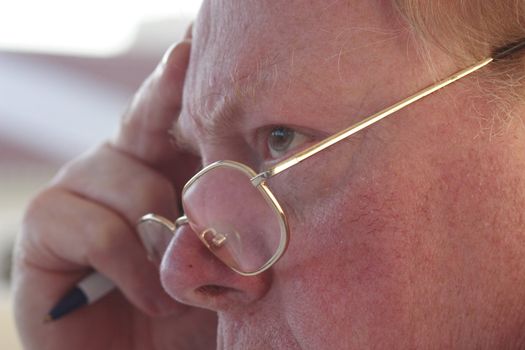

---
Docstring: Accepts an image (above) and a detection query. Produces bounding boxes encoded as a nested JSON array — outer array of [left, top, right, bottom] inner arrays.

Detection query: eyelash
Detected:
[[261, 126, 311, 161]]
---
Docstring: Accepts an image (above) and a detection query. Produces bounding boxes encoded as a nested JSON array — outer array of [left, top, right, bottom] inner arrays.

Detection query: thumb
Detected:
[[112, 38, 200, 192], [114, 40, 191, 166]]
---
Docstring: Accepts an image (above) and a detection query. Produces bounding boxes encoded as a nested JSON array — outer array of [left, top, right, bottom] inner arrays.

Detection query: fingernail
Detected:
[[161, 40, 191, 68], [161, 43, 179, 66]]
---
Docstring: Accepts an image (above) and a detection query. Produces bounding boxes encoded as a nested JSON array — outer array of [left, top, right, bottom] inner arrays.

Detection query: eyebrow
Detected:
[[171, 57, 285, 153], [170, 121, 199, 155], [170, 92, 242, 155]]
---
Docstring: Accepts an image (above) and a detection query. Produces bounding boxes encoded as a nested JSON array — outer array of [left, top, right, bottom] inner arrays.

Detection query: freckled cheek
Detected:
[[272, 223, 413, 346], [268, 148, 400, 270], [268, 169, 420, 339], [277, 187, 411, 285]]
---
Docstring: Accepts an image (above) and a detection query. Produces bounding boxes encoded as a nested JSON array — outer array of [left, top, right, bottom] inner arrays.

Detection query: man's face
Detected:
[[162, 1, 525, 348]]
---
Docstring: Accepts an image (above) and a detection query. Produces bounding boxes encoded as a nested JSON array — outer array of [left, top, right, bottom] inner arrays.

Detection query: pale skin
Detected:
[[13, 1, 525, 349]]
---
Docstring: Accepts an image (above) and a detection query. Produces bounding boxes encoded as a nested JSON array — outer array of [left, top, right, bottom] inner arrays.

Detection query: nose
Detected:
[[160, 223, 272, 311]]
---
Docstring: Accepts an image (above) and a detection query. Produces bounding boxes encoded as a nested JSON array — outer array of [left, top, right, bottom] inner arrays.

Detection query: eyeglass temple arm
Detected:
[[250, 39, 525, 186], [252, 57, 492, 182]]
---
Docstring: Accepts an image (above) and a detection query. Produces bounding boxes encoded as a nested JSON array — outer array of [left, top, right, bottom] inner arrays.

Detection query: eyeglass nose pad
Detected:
[[175, 215, 189, 228], [200, 228, 227, 249]]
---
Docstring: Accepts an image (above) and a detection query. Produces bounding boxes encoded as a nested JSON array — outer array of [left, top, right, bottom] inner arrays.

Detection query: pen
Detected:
[[44, 272, 114, 322]]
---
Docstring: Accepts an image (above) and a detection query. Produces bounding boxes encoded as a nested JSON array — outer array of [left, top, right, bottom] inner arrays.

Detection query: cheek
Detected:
[[273, 203, 414, 347], [266, 127, 525, 347], [268, 155, 431, 347]]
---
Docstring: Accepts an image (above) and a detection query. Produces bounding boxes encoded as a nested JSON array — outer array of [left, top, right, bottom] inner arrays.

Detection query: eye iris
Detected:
[[269, 127, 294, 152]]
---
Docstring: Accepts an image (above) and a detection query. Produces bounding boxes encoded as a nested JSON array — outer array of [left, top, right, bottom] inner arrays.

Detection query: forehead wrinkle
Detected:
[[171, 91, 243, 155], [193, 91, 241, 139], [176, 52, 291, 148]]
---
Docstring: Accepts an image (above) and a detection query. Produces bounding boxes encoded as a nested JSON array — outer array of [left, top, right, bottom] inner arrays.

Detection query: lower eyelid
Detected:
[[255, 125, 323, 164], [267, 134, 315, 163]]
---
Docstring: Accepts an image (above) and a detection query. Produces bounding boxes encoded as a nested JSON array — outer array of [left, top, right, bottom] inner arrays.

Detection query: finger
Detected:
[[40, 143, 184, 316], [54, 143, 178, 223], [115, 40, 190, 165], [18, 187, 184, 317], [113, 39, 200, 193], [184, 23, 193, 40]]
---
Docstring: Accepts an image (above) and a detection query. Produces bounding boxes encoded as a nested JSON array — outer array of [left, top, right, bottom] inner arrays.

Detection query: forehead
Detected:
[[192, 1, 398, 70], [177, 0, 409, 144]]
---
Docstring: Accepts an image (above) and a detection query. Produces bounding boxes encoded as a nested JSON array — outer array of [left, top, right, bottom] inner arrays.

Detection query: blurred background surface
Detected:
[[0, 1, 201, 347]]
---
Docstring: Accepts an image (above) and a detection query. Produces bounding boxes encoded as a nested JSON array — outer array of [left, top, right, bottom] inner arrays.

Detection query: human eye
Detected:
[[265, 126, 310, 160]]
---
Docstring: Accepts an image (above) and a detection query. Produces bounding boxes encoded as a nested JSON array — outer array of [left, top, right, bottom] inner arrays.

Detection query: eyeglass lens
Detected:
[[137, 164, 284, 274], [183, 165, 283, 273]]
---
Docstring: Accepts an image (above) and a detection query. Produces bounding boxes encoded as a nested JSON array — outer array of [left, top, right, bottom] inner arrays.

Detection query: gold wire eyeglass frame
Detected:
[[140, 40, 525, 277]]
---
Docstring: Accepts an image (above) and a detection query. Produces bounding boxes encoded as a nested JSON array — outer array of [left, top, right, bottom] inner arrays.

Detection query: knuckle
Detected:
[[18, 187, 79, 267], [51, 144, 106, 185], [51, 143, 176, 218], [22, 187, 60, 230]]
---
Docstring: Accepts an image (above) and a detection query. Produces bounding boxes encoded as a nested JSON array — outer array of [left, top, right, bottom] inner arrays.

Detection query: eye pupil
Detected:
[[269, 127, 294, 152]]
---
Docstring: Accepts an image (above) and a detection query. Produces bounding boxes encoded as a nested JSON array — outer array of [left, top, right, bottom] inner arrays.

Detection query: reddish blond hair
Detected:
[[394, 1, 525, 127], [394, 1, 525, 62]]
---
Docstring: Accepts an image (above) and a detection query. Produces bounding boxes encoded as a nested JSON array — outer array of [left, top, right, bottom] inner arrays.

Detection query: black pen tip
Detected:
[[43, 314, 54, 323]]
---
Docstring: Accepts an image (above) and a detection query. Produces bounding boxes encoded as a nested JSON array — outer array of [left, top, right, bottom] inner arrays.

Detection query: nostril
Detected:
[[196, 285, 230, 297], [161, 224, 272, 310]]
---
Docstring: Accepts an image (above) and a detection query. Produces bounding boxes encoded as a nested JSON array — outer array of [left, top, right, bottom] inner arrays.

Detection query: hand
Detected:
[[12, 34, 217, 350]]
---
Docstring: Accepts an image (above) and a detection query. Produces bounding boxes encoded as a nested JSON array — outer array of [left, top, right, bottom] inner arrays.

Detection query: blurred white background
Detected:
[[0, 1, 202, 347]]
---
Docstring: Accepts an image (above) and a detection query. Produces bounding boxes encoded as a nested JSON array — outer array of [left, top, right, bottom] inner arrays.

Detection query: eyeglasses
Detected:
[[137, 39, 525, 276]]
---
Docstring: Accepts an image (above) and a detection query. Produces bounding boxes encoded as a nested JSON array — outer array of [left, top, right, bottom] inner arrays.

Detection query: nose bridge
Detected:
[[184, 162, 286, 273], [182, 162, 241, 223], [182, 162, 263, 252], [160, 212, 272, 310]]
